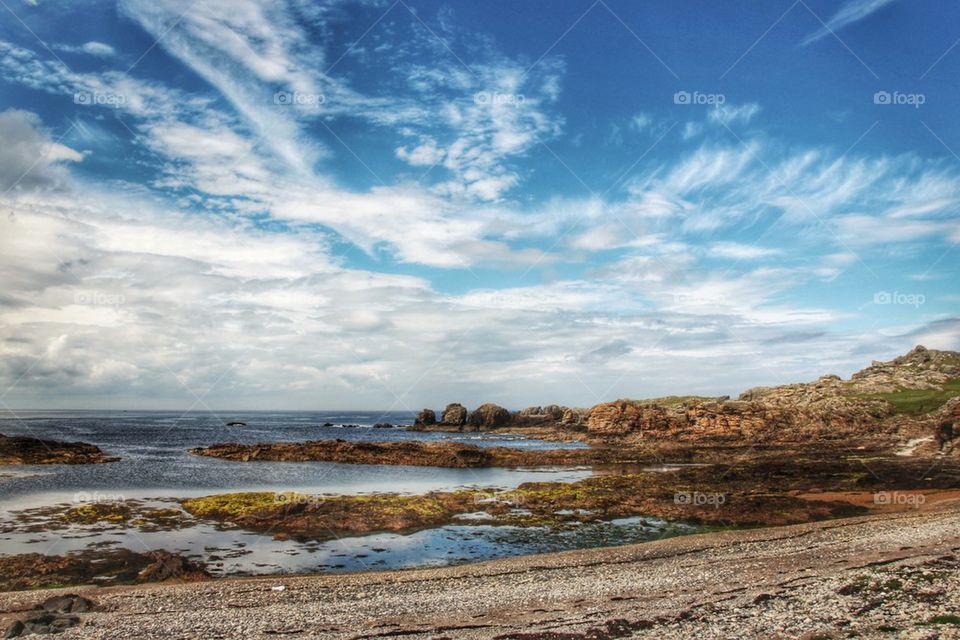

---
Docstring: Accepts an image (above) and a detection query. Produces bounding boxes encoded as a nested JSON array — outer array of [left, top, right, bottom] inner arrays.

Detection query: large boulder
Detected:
[[414, 409, 436, 426], [466, 403, 512, 430], [440, 403, 468, 427], [542, 404, 565, 421], [587, 400, 670, 437]]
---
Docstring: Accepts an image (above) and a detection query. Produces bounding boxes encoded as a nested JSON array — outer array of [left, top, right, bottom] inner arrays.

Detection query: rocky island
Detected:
[[0, 434, 116, 465]]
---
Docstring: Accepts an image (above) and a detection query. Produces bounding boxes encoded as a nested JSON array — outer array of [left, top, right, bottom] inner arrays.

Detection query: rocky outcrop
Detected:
[[440, 403, 468, 427], [136, 550, 209, 582], [190, 439, 642, 468], [0, 549, 209, 592], [586, 347, 960, 445], [0, 434, 117, 464], [466, 403, 512, 430], [414, 409, 436, 426]]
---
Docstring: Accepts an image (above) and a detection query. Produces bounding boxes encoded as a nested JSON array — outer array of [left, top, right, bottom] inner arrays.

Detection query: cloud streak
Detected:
[[801, 0, 898, 46]]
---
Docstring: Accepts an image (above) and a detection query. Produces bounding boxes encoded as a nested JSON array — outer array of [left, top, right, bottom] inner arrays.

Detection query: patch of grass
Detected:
[[927, 614, 960, 625], [864, 378, 960, 415]]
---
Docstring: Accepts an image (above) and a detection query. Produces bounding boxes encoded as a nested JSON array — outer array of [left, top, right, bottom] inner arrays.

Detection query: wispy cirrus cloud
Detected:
[[801, 0, 898, 46]]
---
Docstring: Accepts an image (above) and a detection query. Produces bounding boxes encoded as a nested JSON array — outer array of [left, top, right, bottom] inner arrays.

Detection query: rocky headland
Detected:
[[410, 346, 960, 450]]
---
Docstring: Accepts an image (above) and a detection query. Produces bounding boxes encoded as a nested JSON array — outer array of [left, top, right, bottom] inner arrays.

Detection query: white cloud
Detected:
[[0, 110, 82, 191], [707, 102, 761, 127], [708, 242, 782, 260], [55, 41, 117, 58], [801, 0, 898, 46]]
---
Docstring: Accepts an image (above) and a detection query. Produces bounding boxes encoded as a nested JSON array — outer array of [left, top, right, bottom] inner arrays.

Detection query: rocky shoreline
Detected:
[[412, 346, 960, 451], [179, 447, 958, 539], [2, 504, 958, 639]]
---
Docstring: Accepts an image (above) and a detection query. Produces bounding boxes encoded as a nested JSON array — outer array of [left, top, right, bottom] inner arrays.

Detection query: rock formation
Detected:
[[414, 409, 436, 426], [466, 403, 512, 430], [586, 346, 960, 445], [440, 403, 468, 427], [0, 434, 116, 464]]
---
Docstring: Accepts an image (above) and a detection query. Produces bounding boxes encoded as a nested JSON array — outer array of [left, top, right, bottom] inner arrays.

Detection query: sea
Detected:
[[0, 410, 698, 577]]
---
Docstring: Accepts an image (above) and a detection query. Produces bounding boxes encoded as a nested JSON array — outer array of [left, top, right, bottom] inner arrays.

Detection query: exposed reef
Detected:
[[0, 434, 116, 464]]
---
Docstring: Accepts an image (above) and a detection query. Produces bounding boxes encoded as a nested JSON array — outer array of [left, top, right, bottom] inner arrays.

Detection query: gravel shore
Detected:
[[2, 502, 959, 639]]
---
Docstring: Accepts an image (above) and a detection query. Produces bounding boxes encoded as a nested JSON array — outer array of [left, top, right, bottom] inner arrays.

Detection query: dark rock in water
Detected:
[[414, 409, 436, 426], [0, 434, 116, 465], [322, 422, 334, 427], [440, 403, 468, 427], [466, 403, 512, 431], [226, 421, 247, 427], [36, 594, 95, 614], [372, 422, 393, 429], [136, 550, 208, 582], [341, 424, 359, 429]]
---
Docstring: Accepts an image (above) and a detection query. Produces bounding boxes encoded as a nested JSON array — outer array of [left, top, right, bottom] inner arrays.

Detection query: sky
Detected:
[[0, 0, 958, 411]]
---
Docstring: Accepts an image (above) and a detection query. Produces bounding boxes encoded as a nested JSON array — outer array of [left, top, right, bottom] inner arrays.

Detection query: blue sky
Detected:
[[0, 0, 958, 410]]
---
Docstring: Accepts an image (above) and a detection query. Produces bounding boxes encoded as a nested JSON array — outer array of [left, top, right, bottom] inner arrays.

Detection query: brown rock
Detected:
[[136, 550, 209, 583], [0, 434, 116, 465], [441, 403, 468, 427], [414, 409, 436, 426], [466, 403, 512, 430]]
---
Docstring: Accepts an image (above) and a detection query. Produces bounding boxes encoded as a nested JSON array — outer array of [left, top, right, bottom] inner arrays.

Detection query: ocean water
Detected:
[[0, 411, 695, 578], [0, 410, 591, 508]]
